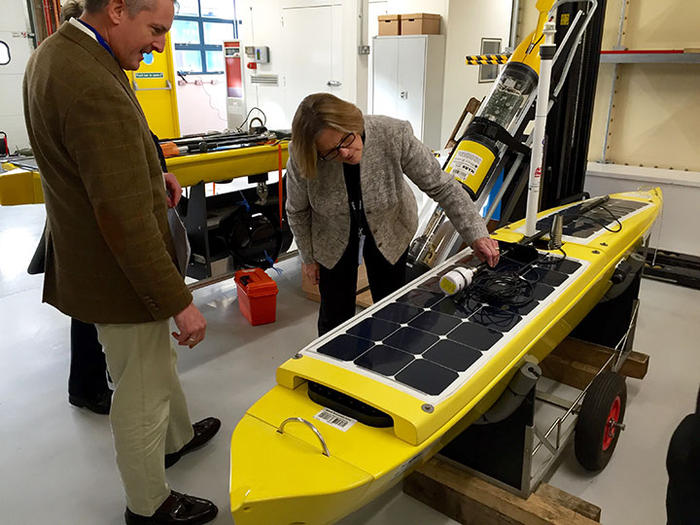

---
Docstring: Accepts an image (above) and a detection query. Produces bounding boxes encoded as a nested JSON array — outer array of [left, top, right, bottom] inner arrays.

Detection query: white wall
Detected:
[[175, 74, 229, 135], [440, 0, 512, 147], [176, 0, 513, 146], [0, 0, 34, 151]]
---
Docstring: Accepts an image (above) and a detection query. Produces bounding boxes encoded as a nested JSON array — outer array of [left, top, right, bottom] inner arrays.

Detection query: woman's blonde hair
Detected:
[[290, 93, 364, 179], [61, 0, 85, 22]]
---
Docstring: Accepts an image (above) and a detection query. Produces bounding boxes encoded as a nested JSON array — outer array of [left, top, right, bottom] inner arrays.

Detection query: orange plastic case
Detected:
[[235, 268, 279, 325]]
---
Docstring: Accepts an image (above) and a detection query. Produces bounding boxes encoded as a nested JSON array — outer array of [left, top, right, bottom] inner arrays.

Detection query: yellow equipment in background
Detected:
[[125, 33, 181, 139], [445, 0, 552, 199], [0, 162, 43, 206]]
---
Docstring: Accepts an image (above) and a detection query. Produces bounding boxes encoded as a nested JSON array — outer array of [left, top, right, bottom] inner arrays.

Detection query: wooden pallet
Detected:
[[405, 455, 601, 525]]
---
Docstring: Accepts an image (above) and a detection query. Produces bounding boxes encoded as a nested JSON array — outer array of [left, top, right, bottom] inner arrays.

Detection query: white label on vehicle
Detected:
[[450, 150, 483, 180], [314, 408, 356, 432]]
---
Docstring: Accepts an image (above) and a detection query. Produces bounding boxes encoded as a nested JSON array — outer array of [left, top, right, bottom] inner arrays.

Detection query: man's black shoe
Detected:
[[124, 491, 218, 524], [165, 417, 221, 468], [68, 391, 112, 415]]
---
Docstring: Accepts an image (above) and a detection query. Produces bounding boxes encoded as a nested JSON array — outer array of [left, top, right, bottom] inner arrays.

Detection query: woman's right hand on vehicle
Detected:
[[303, 262, 320, 285]]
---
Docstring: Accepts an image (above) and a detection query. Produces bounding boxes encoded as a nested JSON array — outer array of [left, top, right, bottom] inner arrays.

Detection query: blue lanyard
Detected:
[[77, 19, 114, 58]]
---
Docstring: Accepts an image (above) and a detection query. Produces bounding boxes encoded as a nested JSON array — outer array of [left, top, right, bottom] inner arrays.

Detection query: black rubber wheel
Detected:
[[574, 371, 627, 471]]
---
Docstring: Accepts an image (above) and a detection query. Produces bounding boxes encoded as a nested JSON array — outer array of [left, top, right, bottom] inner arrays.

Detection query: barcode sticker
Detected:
[[314, 408, 356, 432]]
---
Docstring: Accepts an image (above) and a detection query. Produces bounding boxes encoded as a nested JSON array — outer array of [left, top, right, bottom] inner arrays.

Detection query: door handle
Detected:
[[132, 79, 172, 91], [326, 80, 342, 87], [400, 90, 408, 99]]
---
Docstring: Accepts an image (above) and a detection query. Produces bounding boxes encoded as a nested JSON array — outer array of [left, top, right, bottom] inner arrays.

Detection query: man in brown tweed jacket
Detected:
[[23, 1, 219, 523]]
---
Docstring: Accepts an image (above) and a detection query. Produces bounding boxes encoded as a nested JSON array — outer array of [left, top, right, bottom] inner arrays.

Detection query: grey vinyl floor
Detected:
[[1, 204, 698, 525]]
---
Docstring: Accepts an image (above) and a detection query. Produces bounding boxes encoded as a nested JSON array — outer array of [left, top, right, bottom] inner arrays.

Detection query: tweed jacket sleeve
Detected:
[[285, 156, 315, 264], [398, 121, 489, 246], [62, 86, 193, 318]]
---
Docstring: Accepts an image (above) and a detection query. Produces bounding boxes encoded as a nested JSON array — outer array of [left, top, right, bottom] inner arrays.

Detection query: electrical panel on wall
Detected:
[[245, 46, 270, 64], [224, 40, 247, 129]]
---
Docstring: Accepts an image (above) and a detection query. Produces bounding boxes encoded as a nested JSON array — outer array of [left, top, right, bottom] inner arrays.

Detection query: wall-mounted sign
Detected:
[[135, 72, 164, 79]]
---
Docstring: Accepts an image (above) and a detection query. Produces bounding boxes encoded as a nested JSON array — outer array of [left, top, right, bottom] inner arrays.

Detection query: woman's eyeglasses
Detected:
[[318, 133, 355, 161]]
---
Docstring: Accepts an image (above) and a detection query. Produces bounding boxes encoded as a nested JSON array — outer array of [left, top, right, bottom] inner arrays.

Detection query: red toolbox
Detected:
[[234, 268, 279, 325]]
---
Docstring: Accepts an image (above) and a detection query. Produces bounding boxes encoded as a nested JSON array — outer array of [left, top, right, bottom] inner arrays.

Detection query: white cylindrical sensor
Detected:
[[439, 267, 474, 296]]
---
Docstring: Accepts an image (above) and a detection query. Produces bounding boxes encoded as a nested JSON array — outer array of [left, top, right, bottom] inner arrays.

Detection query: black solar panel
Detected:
[[521, 266, 569, 287], [354, 344, 414, 376], [533, 199, 646, 240], [397, 289, 443, 308], [317, 334, 373, 361], [394, 359, 459, 395], [383, 327, 440, 354], [373, 302, 424, 324], [347, 318, 400, 341], [470, 306, 522, 332], [409, 310, 463, 335], [449, 322, 503, 351], [312, 238, 590, 396], [538, 257, 581, 275], [432, 296, 480, 318], [423, 340, 482, 372]]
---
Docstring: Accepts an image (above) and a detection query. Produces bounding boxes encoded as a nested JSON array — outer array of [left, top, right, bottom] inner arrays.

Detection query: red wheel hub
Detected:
[[602, 396, 621, 451]]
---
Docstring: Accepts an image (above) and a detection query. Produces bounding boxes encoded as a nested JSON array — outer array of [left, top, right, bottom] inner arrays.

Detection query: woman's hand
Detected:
[[303, 262, 320, 285], [472, 237, 500, 267]]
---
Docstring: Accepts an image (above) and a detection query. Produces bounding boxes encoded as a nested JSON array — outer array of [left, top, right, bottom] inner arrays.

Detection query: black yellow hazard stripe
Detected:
[[465, 54, 510, 65]]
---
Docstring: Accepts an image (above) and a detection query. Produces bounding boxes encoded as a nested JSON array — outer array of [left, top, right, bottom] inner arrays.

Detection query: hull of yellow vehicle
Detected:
[[230, 189, 662, 525]]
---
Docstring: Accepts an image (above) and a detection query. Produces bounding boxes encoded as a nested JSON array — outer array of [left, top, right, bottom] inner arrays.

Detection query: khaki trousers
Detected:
[[96, 320, 194, 516]]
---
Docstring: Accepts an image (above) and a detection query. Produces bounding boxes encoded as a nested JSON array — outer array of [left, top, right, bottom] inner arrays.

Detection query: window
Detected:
[[479, 38, 502, 83], [173, 0, 237, 74], [0, 41, 10, 66]]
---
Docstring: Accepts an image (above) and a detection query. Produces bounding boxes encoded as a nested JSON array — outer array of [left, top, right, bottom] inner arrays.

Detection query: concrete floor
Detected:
[[1, 203, 698, 525]]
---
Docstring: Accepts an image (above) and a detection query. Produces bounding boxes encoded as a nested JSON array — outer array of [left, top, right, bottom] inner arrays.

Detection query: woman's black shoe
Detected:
[[124, 491, 218, 524]]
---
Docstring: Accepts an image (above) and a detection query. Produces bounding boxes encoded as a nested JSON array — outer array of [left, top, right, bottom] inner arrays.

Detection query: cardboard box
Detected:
[[401, 13, 441, 35], [378, 14, 400, 36], [301, 262, 373, 308]]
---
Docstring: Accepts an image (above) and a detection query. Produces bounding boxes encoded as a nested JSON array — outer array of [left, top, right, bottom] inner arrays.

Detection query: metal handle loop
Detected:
[[276, 417, 331, 457], [132, 79, 173, 91]]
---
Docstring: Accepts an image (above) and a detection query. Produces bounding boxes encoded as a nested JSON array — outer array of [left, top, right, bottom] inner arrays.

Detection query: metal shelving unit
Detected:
[[599, 1, 700, 162], [600, 50, 700, 64]]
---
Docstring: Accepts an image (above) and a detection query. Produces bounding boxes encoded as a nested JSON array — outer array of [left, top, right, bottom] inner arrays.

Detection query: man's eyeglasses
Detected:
[[318, 133, 355, 161]]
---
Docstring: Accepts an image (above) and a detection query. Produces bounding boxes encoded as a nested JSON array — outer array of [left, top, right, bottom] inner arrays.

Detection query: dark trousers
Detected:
[[666, 412, 700, 524], [317, 231, 408, 336], [69, 318, 110, 398]]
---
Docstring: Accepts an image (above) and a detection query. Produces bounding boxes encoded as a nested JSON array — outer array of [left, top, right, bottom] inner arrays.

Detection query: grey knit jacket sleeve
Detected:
[[396, 120, 489, 246], [285, 115, 489, 269], [285, 156, 315, 264]]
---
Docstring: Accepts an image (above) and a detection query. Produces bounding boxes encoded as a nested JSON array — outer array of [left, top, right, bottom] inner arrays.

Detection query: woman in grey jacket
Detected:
[[286, 93, 499, 335]]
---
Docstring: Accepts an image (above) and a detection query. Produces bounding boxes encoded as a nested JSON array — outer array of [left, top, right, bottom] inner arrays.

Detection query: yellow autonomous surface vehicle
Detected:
[[229, 188, 662, 524]]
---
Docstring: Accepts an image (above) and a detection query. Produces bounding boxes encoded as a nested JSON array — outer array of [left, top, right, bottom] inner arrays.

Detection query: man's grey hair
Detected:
[[61, 0, 85, 22], [84, 0, 176, 16]]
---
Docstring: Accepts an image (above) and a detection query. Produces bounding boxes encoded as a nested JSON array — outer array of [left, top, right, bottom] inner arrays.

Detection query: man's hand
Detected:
[[472, 237, 500, 267], [164, 172, 182, 208], [172, 302, 206, 348], [303, 262, 320, 285]]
